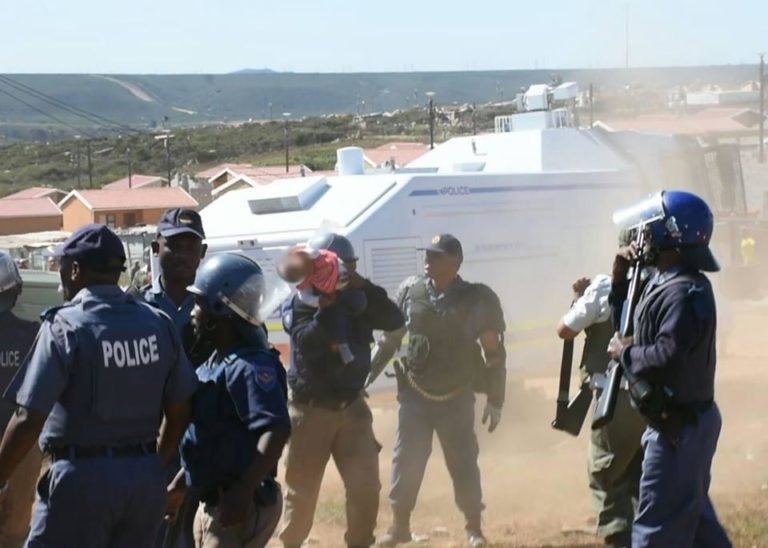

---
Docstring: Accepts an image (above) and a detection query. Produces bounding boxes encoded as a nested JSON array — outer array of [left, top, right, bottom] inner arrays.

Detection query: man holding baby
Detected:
[[277, 233, 404, 548]]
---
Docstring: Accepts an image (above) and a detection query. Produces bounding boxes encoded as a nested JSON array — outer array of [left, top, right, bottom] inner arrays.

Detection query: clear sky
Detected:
[[1, 0, 765, 73]]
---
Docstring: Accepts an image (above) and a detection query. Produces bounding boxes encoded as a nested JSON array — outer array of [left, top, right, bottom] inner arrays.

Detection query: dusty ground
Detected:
[[268, 297, 768, 547]]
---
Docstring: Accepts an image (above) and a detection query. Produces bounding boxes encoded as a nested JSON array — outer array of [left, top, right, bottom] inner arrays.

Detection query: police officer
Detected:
[[133, 207, 209, 364], [371, 234, 506, 548], [165, 253, 291, 547], [279, 233, 404, 548], [0, 223, 198, 547], [607, 191, 732, 547], [556, 273, 645, 547], [0, 252, 42, 547], [131, 208, 209, 548]]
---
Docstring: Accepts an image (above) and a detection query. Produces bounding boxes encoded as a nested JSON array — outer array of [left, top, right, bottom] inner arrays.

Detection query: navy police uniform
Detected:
[[181, 345, 289, 505], [4, 225, 198, 548], [130, 208, 209, 365], [131, 208, 208, 548], [182, 251, 291, 547], [611, 190, 731, 548], [0, 311, 38, 429], [0, 252, 41, 547], [620, 268, 730, 547]]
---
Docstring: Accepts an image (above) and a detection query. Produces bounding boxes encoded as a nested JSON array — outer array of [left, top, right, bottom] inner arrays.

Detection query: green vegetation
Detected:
[[0, 104, 511, 194], [0, 65, 756, 142]]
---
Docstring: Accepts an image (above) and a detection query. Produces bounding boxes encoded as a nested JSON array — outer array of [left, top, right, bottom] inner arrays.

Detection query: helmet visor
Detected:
[[612, 192, 666, 230]]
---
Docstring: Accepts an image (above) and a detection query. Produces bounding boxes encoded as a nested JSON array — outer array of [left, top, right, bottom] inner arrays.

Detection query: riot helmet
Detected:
[[613, 190, 719, 272], [188, 253, 266, 326], [0, 251, 23, 312]]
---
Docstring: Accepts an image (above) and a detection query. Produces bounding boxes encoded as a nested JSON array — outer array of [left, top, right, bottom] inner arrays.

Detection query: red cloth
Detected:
[[296, 249, 340, 295]]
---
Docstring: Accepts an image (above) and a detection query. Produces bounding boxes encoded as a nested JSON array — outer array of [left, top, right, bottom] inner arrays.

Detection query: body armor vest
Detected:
[[405, 279, 484, 395]]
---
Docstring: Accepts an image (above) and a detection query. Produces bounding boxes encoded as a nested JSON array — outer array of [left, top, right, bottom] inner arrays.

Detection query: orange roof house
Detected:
[[0, 198, 62, 236], [101, 174, 167, 190], [59, 188, 198, 232], [363, 142, 429, 169], [599, 108, 765, 138], [201, 163, 313, 189], [1, 186, 67, 203]]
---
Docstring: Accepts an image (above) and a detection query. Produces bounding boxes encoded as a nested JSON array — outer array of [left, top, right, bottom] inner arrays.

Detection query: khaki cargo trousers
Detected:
[[279, 394, 381, 547], [588, 389, 646, 538]]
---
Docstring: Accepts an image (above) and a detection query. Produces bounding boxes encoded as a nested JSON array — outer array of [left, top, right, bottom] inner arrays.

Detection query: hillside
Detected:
[[0, 65, 758, 141]]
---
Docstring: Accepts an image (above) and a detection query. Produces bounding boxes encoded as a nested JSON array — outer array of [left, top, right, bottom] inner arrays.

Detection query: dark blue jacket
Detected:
[[282, 279, 404, 401], [620, 268, 717, 404]]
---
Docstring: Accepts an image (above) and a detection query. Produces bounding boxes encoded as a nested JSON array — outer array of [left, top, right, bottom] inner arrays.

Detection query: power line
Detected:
[[0, 75, 140, 135], [0, 86, 97, 138], [0, 75, 135, 134]]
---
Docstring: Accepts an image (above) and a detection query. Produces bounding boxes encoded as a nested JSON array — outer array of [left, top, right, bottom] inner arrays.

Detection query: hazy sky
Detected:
[[2, 0, 764, 73]]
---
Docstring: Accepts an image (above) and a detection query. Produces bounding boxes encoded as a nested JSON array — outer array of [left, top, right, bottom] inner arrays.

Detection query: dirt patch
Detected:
[[269, 298, 768, 547]]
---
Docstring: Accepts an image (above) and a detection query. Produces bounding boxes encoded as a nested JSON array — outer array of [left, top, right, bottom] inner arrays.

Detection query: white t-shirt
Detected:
[[561, 274, 612, 333]]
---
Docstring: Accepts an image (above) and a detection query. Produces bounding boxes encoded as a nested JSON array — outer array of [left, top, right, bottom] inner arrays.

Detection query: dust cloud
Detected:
[[268, 292, 768, 547]]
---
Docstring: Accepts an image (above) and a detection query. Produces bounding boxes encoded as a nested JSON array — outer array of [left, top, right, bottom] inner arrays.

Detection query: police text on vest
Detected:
[[0, 351, 20, 368], [102, 336, 160, 368]]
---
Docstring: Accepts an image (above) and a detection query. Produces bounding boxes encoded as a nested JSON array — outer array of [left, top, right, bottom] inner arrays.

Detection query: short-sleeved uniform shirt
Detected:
[[180, 344, 290, 497], [4, 285, 198, 449], [140, 282, 195, 336]]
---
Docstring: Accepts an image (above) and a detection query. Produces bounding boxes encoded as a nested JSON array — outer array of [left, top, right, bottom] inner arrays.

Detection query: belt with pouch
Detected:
[[202, 477, 280, 508], [291, 392, 359, 411], [47, 441, 157, 461]]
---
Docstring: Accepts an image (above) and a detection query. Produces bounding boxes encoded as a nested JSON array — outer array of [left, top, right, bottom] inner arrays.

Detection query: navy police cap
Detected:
[[157, 208, 205, 239], [54, 223, 126, 273], [419, 233, 463, 262]]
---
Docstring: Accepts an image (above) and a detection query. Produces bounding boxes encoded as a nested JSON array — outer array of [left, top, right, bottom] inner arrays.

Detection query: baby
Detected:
[[278, 244, 366, 365]]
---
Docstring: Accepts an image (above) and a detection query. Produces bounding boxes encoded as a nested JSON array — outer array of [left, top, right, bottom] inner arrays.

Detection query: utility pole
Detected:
[[155, 134, 174, 185], [75, 137, 82, 188], [625, 3, 630, 70], [127, 147, 133, 188], [283, 112, 291, 173], [472, 103, 477, 135], [589, 83, 595, 128], [165, 136, 172, 184], [426, 92, 435, 149], [760, 53, 765, 163], [86, 140, 93, 188]]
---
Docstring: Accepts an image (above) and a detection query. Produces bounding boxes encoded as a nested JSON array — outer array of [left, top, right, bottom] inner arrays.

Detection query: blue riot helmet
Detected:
[[306, 232, 358, 263], [188, 253, 269, 347], [0, 251, 23, 312], [613, 190, 719, 272]]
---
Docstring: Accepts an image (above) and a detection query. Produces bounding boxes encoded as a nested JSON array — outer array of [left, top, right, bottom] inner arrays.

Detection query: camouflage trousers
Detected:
[[588, 389, 646, 538]]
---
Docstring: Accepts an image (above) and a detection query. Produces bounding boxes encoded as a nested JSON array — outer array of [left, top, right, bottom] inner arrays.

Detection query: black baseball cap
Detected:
[[157, 208, 205, 239], [54, 224, 126, 273], [419, 233, 463, 262]]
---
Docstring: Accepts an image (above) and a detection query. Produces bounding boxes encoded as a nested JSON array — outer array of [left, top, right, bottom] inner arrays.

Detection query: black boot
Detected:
[[465, 514, 487, 548]]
